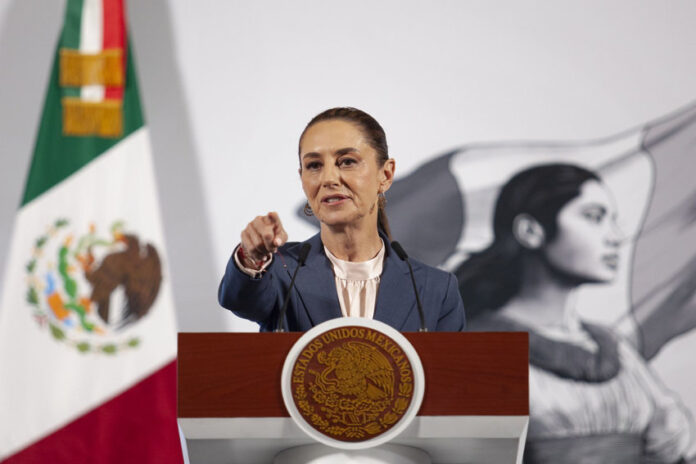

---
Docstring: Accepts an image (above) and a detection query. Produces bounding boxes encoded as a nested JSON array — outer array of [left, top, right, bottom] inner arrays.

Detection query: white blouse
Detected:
[[527, 326, 691, 462], [324, 241, 384, 319]]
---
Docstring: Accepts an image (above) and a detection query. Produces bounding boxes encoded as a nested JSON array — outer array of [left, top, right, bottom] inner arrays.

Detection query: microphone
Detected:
[[275, 243, 311, 332], [391, 241, 427, 332]]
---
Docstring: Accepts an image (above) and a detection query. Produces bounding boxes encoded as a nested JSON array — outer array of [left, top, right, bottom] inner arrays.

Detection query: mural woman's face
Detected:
[[543, 180, 622, 283]]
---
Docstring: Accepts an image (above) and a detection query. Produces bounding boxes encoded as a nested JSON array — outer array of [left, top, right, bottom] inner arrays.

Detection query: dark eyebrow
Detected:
[[301, 148, 358, 160], [335, 147, 358, 156]]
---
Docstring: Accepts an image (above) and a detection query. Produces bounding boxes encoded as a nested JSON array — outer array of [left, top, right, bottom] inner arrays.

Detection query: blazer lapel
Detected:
[[291, 233, 342, 326], [374, 241, 416, 331]]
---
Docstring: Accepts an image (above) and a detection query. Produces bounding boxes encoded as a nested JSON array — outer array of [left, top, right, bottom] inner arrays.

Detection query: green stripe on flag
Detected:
[[62, 0, 83, 49], [60, 0, 83, 99], [22, 41, 144, 206]]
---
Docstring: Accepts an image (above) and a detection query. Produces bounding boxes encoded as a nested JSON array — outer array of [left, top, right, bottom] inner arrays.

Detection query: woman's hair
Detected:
[[299, 107, 392, 238], [456, 163, 600, 318]]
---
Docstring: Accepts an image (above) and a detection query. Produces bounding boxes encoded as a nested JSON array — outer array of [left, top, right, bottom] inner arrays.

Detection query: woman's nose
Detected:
[[320, 164, 340, 187], [605, 220, 626, 248]]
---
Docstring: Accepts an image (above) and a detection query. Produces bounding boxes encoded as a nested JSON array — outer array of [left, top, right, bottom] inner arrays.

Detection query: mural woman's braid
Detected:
[[299, 107, 392, 240]]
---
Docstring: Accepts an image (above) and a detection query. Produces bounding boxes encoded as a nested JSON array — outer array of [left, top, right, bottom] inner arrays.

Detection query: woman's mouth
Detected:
[[601, 253, 619, 270], [322, 194, 350, 205]]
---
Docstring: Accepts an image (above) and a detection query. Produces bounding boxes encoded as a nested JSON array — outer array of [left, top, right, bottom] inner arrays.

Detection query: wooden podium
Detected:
[[178, 332, 529, 464]]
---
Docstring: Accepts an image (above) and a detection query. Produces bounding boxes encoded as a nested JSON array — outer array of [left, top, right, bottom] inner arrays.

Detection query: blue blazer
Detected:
[[218, 232, 466, 332]]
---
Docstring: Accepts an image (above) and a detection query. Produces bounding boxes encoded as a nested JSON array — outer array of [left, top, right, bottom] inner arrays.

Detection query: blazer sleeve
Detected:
[[217, 251, 279, 327], [435, 272, 466, 332]]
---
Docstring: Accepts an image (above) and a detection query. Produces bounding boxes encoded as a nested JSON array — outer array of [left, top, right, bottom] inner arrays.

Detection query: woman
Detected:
[[218, 107, 465, 332], [457, 163, 691, 463]]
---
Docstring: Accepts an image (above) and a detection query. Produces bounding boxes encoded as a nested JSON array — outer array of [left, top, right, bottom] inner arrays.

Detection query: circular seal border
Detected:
[[281, 317, 425, 450]]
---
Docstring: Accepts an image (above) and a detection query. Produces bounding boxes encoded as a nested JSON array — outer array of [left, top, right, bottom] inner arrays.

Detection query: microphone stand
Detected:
[[275, 243, 311, 332], [391, 241, 428, 332]]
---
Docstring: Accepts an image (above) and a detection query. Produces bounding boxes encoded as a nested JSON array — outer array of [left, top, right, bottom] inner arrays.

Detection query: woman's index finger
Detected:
[[267, 211, 282, 225]]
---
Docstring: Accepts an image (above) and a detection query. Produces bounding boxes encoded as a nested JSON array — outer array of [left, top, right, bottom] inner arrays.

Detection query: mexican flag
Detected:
[[0, 0, 182, 462]]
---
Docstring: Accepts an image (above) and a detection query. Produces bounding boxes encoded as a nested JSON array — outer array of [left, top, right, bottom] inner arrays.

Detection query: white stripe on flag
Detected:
[[80, 0, 105, 102]]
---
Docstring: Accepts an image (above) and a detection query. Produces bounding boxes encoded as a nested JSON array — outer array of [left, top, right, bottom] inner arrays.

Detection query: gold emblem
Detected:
[[58, 47, 125, 138], [290, 326, 415, 442]]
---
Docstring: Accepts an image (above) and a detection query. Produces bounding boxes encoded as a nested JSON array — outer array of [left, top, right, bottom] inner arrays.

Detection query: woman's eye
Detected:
[[582, 209, 604, 223], [305, 161, 321, 170], [338, 158, 357, 167]]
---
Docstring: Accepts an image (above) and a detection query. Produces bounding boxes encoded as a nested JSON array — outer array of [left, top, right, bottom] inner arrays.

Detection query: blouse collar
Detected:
[[324, 240, 385, 281]]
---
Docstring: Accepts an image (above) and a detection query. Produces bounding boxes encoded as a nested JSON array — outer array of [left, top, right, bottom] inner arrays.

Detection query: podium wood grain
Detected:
[[178, 332, 528, 418]]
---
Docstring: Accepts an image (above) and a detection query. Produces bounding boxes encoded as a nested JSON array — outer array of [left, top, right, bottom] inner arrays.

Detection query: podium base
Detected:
[[273, 443, 431, 464]]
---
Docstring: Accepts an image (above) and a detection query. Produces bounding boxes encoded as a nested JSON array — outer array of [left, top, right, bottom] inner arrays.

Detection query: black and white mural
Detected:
[[379, 103, 696, 462]]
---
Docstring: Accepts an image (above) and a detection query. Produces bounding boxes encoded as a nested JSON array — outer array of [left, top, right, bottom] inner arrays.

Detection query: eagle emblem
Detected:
[[313, 342, 394, 426], [25, 219, 162, 354], [84, 233, 161, 328], [290, 326, 415, 442]]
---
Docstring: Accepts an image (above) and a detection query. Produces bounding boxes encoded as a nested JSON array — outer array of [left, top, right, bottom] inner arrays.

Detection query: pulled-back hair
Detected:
[[299, 107, 392, 239], [456, 163, 600, 318]]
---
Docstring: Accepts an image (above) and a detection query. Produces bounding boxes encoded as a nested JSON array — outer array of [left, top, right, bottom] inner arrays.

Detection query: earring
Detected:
[[303, 202, 314, 216]]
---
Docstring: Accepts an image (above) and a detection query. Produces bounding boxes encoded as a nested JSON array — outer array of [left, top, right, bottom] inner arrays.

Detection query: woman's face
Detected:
[[299, 119, 394, 229], [543, 180, 622, 283]]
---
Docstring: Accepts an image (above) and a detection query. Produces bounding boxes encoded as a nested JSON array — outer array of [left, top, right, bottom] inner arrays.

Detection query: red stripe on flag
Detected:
[[3, 360, 183, 464], [102, 0, 125, 101]]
